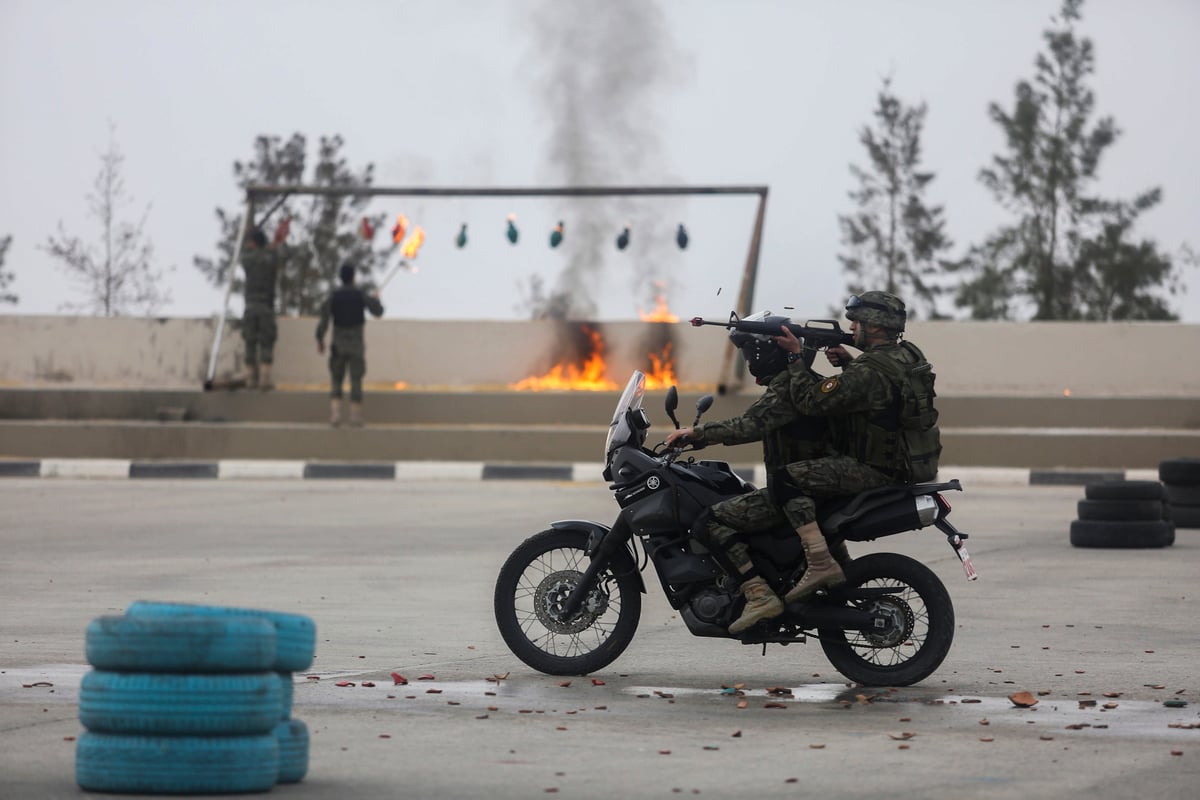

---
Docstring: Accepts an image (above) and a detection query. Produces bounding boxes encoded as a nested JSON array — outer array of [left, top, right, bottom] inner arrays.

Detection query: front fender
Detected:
[[549, 519, 646, 595]]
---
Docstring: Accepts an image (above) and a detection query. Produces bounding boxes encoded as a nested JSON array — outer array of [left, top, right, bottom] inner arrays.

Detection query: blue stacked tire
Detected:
[[76, 732, 279, 795], [125, 600, 317, 672], [1071, 481, 1174, 548], [123, 601, 315, 783], [79, 672, 282, 735], [1160, 458, 1200, 529], [77, 607, 315, 793], [86, 615, 276, 673], [275, 718, 310, 783]]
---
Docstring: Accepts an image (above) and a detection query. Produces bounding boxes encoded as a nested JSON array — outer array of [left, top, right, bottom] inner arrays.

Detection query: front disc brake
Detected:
[[534, 569, 610, 634]]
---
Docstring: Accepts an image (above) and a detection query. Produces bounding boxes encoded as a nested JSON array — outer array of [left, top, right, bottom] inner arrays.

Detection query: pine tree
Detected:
[[0, 235, 15, 305], [194, 134, 394, 316], [838, 76, 954, 319], [43, 129, 171, 316], [955, 0, 1179, 320]]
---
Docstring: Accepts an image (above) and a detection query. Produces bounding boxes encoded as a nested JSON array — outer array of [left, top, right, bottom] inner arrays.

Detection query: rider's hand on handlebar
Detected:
[[664, 428, 695, 449]]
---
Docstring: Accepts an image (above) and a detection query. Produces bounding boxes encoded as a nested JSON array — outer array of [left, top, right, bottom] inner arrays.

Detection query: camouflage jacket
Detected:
[[241, 247, 280, 307], [694, 369, 830, 470], [785, 342, 916, 480]]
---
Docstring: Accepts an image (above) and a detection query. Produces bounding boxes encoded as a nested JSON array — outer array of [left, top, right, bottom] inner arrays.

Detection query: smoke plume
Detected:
[[524, 0, 689, 320]]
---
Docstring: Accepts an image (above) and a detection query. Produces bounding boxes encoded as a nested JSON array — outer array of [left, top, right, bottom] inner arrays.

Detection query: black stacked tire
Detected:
[[1160, 458, 1200, 529], [1070, 481, 1174, 548], [77, 605, 315, 794]]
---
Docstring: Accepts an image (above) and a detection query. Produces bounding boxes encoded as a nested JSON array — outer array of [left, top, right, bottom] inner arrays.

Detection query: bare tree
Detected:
[[0, 235, 15, 305], [44, 128, 171, 316]]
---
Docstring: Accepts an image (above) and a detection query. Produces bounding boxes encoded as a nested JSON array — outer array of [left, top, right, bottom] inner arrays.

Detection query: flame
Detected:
[[510, 323, 679, 392], [510, 325, 619, 391], [640, 294, 680, 323], [643, 341, 678, 389], [391, 214, 409, 245], [400, 227, 425, 259]]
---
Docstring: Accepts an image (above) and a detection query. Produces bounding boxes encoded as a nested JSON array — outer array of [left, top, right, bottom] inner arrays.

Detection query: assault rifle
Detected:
[[689, 311, 853, 352]]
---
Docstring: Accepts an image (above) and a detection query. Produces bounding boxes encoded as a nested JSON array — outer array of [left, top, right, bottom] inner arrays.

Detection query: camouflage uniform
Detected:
[[776, 342, 921, 527], [316, 286, 384, 403], [240, 247, 280, 367], [688, 368, 832, 573]]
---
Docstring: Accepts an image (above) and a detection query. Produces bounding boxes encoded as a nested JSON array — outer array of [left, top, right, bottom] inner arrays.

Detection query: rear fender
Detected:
[[549, 519, 646, 594]]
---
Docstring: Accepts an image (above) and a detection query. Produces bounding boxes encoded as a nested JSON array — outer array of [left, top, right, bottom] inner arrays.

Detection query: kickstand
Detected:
[[761, 642, 767, 657]]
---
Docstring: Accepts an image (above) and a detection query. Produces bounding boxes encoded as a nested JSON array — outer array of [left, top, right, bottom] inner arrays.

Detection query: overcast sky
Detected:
[[2, 0, 1197, 322]]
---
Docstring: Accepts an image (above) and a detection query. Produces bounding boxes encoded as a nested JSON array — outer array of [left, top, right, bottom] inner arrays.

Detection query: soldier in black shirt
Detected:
[[316, 262, 384, 426]]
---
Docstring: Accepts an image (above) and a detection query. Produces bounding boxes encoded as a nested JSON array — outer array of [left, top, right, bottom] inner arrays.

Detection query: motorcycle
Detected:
[[494, 370, 978, 686]]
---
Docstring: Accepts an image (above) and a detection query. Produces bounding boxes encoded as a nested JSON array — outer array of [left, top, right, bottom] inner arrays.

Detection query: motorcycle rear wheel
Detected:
[[818, 552, 954, 687], [494, 529, 641, 676]]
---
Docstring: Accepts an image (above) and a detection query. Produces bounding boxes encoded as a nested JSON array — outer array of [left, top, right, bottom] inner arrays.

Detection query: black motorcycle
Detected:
[[494, 371, 978, 686]]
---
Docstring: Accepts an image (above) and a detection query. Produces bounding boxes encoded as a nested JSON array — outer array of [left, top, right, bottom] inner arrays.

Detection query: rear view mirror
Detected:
[[665, 386, 680, 429]]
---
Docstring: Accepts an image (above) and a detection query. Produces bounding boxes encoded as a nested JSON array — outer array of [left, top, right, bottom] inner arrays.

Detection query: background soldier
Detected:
[[316, 262, 384, 427], [240, 219, 288, 390]]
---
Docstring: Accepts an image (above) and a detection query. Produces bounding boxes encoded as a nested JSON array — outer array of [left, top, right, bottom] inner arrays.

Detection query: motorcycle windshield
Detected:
[[604, 370, 647, 459]]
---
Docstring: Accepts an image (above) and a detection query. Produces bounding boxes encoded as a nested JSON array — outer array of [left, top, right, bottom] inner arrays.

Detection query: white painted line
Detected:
[[571, 463, 606, 482], [218, 460, 305, 479], [393, 461, 484, 481], [40, 459, 130, 479], [1124, 468, 1160, 482]]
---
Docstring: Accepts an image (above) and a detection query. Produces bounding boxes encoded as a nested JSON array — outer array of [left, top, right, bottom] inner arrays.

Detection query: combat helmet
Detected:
[[729, 310, 791, 384], [845, 291, 907, 333]]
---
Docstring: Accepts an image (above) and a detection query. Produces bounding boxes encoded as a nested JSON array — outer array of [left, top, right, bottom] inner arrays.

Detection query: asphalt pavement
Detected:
[[1, 478, 1197, 799]]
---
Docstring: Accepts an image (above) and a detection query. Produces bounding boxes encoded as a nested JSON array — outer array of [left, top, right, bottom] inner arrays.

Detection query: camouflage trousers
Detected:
[[777, 455, 893, 528], [701, 488, 788, 573], [699, 455, 892, 573], [241, 303, 277, 366], [329, 345, 367, 402]]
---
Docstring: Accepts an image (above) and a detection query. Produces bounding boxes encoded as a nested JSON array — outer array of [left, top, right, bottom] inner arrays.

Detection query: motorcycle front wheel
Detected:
[[494, 529, 641, 675], [817, 552, 954, 687]]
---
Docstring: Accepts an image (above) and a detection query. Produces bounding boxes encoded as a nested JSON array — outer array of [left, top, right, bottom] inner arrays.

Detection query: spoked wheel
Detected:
[[494, 529, 641, 675], [817, 552, 954, 686]]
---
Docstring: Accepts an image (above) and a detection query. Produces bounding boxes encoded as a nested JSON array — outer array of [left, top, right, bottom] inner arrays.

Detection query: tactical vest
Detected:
[[330, 287, 367, 327], [856, 342, 942, 483]]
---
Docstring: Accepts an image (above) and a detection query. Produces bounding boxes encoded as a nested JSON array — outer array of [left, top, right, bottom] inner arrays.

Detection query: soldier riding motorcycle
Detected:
[[493, 312, 977, 687]]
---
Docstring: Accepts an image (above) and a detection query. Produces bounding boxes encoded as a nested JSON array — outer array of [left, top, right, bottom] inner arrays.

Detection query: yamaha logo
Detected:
[[646, 476, 661, 490]]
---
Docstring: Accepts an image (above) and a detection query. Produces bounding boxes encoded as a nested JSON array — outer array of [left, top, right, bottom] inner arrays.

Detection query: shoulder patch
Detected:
[[819, 377, 840, 394]]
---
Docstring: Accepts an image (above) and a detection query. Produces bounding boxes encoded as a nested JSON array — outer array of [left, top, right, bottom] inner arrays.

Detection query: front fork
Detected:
[[559, 517, 642, 617]]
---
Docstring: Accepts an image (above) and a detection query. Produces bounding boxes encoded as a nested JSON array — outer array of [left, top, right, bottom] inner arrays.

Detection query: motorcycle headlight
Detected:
[[631, 408, 651, 431]]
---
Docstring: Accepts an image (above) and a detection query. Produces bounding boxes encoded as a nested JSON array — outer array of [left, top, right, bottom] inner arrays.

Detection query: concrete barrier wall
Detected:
[[1, 315, 1199, 397]]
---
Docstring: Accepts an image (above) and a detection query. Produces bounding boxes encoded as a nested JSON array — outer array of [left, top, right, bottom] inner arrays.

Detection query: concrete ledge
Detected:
[[0, 459, 1167, 487]]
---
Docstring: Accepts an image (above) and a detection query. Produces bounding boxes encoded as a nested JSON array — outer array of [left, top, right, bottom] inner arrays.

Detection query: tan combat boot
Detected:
[[330, 399, 343, 427], [784, 522, 846, 603], [728, 576, 784, 635], [258, 363, 274, 391], [829, 538, 852, 568], [349, 402, 364, 427]]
